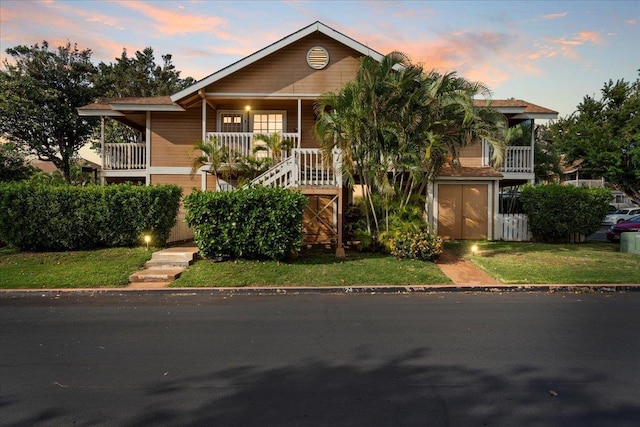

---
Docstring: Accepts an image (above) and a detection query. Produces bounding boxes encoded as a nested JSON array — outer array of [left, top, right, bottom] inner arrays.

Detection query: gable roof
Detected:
[[170, 21, 384, 103]]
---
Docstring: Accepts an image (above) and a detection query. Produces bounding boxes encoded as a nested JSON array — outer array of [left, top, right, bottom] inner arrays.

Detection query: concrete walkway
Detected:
[[435, 250, 500, 286]]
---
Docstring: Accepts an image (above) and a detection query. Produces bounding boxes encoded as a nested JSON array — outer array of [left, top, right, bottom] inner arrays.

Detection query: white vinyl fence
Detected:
[[497, 214, 532, 241]]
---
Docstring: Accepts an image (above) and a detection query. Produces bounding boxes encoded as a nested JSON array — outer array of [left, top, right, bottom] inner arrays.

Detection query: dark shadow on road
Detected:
[[3, 347, 639, 426], [128, 350, 639, 426], [0, 347, 621, 427]]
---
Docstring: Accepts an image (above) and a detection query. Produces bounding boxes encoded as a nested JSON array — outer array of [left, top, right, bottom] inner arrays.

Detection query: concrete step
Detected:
[[129, 267, 185, 282], [144, 247, 199, 269], [145, 259, 192, 269]]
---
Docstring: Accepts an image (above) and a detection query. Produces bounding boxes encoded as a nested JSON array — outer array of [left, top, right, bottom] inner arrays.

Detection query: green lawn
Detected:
[[1, 241, 637, 289], [171, 247, 451, 287], [0, 246, 151, 288], [446, 241, 640, 284]]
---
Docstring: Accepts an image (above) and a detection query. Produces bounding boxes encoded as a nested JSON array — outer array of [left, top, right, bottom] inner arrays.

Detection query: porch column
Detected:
[[100, 116, 105, 185], [202, 98, 207, 190], [335, 190, 345, 258], [530, 119, 535, 183], [145, 111, 151, 186], [202, 95, 207, 142], [297, 99, 302, 148]]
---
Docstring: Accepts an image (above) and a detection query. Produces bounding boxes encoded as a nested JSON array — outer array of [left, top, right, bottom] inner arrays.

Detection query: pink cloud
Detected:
[[626, 19, 636, 25], [532, 30, 605, 62], [541, 12, 567, 20], [114, 1, 230, 38], [576, 31, 604, 45]]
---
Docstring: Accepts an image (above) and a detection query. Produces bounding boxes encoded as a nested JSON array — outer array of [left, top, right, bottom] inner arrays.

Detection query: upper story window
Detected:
[[218, 110, 286, 133], [252, 112, 285, 133]]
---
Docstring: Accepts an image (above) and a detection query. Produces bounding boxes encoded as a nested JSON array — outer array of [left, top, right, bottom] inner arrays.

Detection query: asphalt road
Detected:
[[1, 291, 639, 427]]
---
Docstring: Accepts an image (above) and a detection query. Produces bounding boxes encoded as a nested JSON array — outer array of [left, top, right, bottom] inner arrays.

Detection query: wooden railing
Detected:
[[103, 143, 146, 170]]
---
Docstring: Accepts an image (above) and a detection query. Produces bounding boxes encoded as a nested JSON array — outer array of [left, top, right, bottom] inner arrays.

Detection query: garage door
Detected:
[[437, 184, 488, 240]]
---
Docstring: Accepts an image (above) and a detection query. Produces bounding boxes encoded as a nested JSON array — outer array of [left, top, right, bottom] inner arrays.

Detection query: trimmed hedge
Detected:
[[0, 182, 182, 251], [520, 184, 611, 243], [184, 185, 307, 260]]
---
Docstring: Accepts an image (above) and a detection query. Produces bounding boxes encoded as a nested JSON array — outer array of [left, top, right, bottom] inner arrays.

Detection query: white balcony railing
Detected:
[[103, 143, 146, 170], [101, 133, 301, 171], [564, 179, 605, 188], [206, 132, 299, 158], [485, 143, 533, 174]]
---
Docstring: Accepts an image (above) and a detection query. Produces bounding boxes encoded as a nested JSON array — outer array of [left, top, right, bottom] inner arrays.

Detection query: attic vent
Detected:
[[307, 46, 329, 70]]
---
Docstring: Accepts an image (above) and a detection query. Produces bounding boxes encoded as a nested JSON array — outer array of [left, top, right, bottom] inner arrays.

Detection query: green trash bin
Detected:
[[620, 232, 640, 254]]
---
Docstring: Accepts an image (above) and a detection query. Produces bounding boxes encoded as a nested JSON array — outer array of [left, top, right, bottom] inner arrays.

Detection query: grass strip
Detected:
[[171, 247, 451, 287], [0, 246, 151, 288], [446, 241, 640, 284]]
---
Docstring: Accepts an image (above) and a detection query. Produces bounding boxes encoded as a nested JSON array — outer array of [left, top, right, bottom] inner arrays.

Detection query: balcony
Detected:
[[101, 132, 301, 171], [206, 132, 300, 158], [103, 143, 146, 170], [484, 142, 534, 179]]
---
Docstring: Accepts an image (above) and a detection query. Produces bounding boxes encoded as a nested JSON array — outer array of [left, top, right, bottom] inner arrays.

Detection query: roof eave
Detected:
[[512, 112, 559, 120], [108, 103, 185, 112], [77, 109, 124, 117]]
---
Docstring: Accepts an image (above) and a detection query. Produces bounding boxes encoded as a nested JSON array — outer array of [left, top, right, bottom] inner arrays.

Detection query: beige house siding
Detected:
[[458, 142, 483, 167], [150, 109, 201, 167], [150, 174, 200, 196], [204, 34, 361, 95]]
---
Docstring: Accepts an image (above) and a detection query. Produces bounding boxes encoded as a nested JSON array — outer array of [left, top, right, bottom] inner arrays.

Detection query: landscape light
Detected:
[[144, 234, 151, 251], [471, 244, 478, 256]]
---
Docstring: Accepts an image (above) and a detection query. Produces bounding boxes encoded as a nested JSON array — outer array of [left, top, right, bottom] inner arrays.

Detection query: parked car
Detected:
[[602, 207, 640, 225], [606, 215, 640, 241]]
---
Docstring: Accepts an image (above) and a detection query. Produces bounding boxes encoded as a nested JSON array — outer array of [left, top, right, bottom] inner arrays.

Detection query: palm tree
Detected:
[[314, 52, 507, 243], [252, 132, 293, 163], [190, 135, 238, 189]]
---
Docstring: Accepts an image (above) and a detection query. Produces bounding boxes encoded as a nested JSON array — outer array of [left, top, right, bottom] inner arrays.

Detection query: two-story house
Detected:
[[79, 21, 557, 252]]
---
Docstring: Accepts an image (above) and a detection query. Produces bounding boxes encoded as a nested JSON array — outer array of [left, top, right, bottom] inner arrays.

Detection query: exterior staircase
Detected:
[[128, 247, 200, 286]]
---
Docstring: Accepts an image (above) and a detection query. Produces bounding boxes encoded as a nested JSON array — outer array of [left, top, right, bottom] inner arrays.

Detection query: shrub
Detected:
[[184, 185, 307, 260], [389, 228, 443, 261], [0, 182, 181, 251], [520, 184, 611, 243]]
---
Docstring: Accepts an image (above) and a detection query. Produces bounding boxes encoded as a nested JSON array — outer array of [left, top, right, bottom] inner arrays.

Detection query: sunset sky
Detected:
[[1, 0, 638, 117]]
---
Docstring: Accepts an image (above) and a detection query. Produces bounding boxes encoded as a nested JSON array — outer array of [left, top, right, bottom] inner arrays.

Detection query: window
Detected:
[[218, 110, 286, 133], [251, 112, 285, 133], [219, 112, 244, 132]]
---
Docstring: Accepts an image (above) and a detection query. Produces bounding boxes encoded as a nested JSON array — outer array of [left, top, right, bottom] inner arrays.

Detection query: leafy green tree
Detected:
[[0, 142, 37, 182], [314, 52, 506, 243], [94, 47, 195, 98], [0, 41, 97, 182], [548, 73, 640, 200], [92, 47, 196, 151], [533, 124, 562, 184]]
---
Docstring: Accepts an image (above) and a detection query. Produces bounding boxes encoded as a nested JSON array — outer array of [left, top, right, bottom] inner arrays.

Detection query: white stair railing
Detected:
[[251, 148, 343, 188], [251, 156, 297, 188]]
